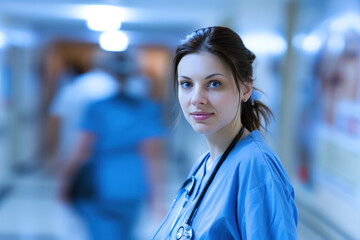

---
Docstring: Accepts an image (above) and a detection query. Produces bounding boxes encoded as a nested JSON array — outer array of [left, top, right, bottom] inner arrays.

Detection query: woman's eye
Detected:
[[209, 81, 221, 88], [180, 81, 192, 88]]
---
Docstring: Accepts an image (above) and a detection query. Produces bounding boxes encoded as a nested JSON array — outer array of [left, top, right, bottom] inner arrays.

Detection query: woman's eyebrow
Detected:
[[179, 73, 225, 80], [205, 73, 225, 79], [178, 75, 191, 80]]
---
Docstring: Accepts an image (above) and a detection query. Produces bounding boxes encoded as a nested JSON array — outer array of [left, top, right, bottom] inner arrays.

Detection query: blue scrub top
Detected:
[[158, 130, 298, 240], [82, 94, 166, 201]]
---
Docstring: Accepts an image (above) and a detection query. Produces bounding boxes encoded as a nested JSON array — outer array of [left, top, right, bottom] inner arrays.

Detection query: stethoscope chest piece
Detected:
[[176, 224, 193, 240]]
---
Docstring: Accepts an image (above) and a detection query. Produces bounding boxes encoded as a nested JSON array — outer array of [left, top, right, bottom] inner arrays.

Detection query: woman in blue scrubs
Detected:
[[153, 26, 298, 240]]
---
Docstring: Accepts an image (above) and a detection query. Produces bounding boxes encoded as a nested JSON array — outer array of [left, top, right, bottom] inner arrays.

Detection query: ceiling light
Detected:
[[99, 31, 129, 52], [83, 5, 124, 32]]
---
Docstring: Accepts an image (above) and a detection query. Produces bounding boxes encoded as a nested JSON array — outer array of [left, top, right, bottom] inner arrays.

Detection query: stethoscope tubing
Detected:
[[185, 126, 245, 227], [152, 176, 197, 240], [153, 126, 245, 239]]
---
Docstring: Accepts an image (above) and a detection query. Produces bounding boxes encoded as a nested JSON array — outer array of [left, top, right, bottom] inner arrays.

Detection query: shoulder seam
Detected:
[[247, 134, 292, 198]]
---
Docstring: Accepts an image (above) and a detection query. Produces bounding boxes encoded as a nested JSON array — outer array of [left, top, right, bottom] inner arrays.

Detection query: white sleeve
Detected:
[[49, 87, 68, 117]]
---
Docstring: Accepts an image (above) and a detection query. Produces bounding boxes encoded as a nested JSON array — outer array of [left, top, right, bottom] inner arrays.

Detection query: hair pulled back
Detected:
[[173, 26, 273, 132]]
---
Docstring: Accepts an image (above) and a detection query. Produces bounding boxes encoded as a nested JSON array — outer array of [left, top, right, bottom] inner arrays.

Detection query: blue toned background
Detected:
[[0, 0, 359, 239]]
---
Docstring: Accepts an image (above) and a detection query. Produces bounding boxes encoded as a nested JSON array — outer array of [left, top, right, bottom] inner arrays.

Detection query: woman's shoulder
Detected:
[[232, 130, 293, 191], [232, 130, 276, 162]]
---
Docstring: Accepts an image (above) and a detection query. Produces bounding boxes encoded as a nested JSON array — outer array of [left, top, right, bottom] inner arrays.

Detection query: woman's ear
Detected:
[[242, 82, 253, 102]]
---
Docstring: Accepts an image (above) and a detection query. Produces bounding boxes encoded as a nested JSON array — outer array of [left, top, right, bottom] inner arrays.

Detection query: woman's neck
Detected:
[[205, 122, 248, 172]]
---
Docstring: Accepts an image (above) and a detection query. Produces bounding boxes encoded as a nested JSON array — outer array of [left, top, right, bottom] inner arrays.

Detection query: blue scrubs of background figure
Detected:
[[159, 130, 298, 240], [78, 93, 166, 240]]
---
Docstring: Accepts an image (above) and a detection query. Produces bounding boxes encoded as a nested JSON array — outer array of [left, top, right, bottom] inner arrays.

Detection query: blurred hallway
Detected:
[[0, 166, 185, 240], [0, 170, 88, 240], [1, 0, 360, 239]]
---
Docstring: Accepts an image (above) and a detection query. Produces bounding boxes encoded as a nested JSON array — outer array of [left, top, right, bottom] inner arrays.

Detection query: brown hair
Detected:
[[173, 26, 273, 132]]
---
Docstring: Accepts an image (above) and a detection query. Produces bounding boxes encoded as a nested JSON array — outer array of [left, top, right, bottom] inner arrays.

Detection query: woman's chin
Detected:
[[191, 124, 215, 135]]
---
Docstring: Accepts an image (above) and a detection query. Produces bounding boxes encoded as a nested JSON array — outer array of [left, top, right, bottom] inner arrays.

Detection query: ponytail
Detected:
[[241, 88, 273, 132]]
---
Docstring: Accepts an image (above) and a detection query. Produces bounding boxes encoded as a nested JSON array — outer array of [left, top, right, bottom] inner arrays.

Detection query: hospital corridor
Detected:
[[1, 0, 360, 239]]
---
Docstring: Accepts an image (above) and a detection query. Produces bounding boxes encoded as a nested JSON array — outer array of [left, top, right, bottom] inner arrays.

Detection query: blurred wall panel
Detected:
[[0, 46, 11, 195], [8, 45, 42, 173], [292, 0, 360, 239]]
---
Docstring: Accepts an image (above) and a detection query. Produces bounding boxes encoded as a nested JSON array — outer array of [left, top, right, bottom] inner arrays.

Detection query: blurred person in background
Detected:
[[153, 26, 298, 239], [46, 43, 119, 174], [60, 47, 168, 240]]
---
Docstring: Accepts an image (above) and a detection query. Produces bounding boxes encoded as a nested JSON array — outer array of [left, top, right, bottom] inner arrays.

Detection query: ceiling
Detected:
[[0, 0, 244, 47]]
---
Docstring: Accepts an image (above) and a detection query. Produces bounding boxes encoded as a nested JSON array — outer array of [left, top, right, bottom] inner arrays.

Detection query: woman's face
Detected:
[[177, 52, 251, 136]]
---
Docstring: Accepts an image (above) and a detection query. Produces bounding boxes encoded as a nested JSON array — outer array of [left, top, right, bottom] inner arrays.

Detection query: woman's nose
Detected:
[[191, 87, 208, 106]]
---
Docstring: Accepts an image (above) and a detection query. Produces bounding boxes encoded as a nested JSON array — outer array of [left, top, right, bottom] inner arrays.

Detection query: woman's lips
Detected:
[[190, 112, 213, 121]]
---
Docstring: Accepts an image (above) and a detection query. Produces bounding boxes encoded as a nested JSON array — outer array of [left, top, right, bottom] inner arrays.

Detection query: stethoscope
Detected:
[[153, 126, 245, 240]]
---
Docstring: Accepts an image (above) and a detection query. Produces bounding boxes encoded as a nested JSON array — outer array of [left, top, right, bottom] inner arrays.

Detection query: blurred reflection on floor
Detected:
[[0, 170, 87, 240], [0, 170, 163, 240]]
